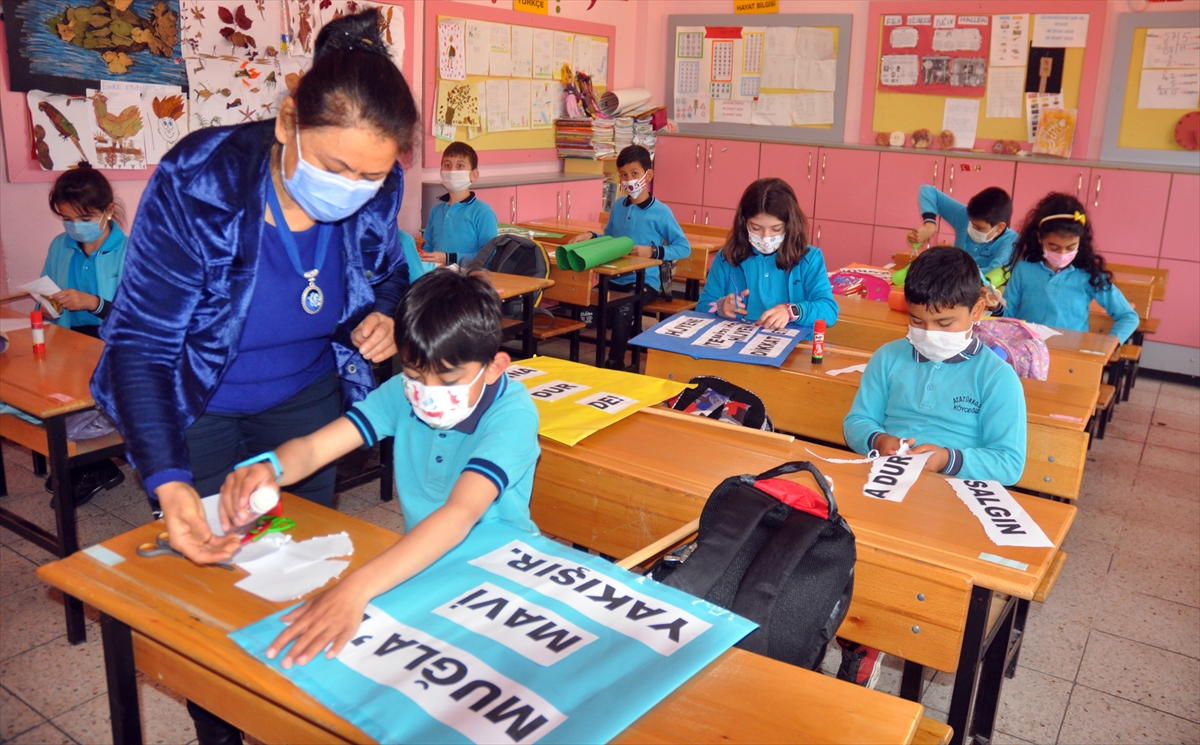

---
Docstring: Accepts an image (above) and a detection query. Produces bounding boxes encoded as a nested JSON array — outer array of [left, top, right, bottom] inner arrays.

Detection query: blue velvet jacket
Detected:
[[91, 120, 407, 487]]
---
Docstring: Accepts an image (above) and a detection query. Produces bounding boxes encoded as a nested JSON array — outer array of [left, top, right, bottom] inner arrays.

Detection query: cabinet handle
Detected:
[[557, 192, 562, 220], [948, 165, 954, 194], [932, 160, 938, 184], [1076, 172, 1084, 198], [692, 210, 697, 223], [815, 226, 822, 247], [704, 211, 710, 225], [708, 145, 713, 171], [566, 190, 572, 219], [1093, 175, 1101, 208], [821, 152, 827, 182], [807, 151, 813, 181], [510, 196, 516, 224], [695, 144, 701, 171]]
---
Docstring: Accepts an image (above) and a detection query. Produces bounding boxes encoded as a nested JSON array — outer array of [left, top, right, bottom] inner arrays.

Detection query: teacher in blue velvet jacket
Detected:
[[92, 11, 418, 565]]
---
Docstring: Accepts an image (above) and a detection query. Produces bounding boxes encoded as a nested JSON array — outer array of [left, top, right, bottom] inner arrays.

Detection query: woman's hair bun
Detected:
[[314, 9, 389, 60]]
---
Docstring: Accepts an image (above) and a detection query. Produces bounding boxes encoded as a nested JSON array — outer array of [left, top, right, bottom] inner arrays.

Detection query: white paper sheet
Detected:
[[862, 448, 933, 503], [280, 532, 354, 572], [824, 364, 868, 376], [761, 55, 795, 89], [438, 18, 467, 81], [805, 448, 873, 465], [654, 314, 716, 338], [932, 28, 983, 53], [532, 28, 555, 79], [765, 26, 797, 57], [553, 32, 573, 73], [1143, 28, 1200, 70], [947, 479, 1054, 547], [691, 320, 760, 349], [795, 59, 836, 91], [593, 40, 610, 82], [890, 27, 919, 49], [942, 98, 980, 149], [1138, 68, 1200, 110], [880, 55, 919, 87], [713, 99, 754, 124], [489, 23, 513, 77], [796, 27, 835, 60], [485, 79, 510, 132], [751, 94, 793, 126], [792, 92, 834, 125], [1024, 322, 1062, 340], [742, 28, 765, 74], [508, 79, 531, 129], [986, 67, 1026, 118], [510, 25, 533, 78], [464, 20, 490, 77], [990, 14, 1030, 67], [235, 558, 350, 602], [572, 35, 592, 75], [531, 81, 562, 129], [14, 276, 63, 319], [1031, 14, 1089, 48]]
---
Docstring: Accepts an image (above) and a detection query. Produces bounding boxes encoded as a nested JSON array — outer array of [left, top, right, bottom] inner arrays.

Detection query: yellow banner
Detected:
[[514, 0, 549, 15], [508, 356, 691, 446], [734, 0, 778, 14]]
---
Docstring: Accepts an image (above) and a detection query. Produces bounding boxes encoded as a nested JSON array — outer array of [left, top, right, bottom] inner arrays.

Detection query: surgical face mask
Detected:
[[283, 128, 385, 223], [1044, 249, 1078, 270], [621, 173, 648, 199], [748, 230, 785, 255], [441, 169, 473, 193], [403, 365, 487, 430], [907, 325, 973, 362], [967, 224, 995, 243], [63, 214, 108, 244]]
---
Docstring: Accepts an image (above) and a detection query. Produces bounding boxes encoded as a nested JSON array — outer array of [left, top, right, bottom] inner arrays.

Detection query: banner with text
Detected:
[[631, 310, 810, 368]]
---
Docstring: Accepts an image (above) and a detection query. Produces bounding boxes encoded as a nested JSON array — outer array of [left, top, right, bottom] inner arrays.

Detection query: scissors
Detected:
[[243, 516, 296, 544], [136, 532, 235, 570]]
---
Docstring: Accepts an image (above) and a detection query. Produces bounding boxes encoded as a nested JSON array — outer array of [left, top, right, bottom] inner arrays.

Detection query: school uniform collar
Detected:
[[452, 374, 506, 434], [623, 195, 656, 210], [438, 192, 478, 205], [911, 335, 984, 364]]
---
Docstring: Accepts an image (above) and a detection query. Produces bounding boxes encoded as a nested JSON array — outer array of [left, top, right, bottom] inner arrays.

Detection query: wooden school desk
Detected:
[[531, 408, 1075, 745], [827, 295, 1118, 391], [644, 347, 1094, 500], [0, 310, 123, 644], [483, 271, 555, 358], [36, 494, 925, 745]]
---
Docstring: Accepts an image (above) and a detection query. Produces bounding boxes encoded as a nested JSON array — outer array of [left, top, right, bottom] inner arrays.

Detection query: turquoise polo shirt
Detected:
[[345, 373, 540, 533], [918, 185, 1017, 273], [424, 193, 498, 268], [602, 196, 690, 291], [1002, 259, 1139, 343]]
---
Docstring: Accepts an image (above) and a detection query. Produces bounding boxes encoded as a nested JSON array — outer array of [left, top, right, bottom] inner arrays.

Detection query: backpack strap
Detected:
[[752, 461, 839, 520], [661, 483, 779, 599], [730, 510, 827, 655]]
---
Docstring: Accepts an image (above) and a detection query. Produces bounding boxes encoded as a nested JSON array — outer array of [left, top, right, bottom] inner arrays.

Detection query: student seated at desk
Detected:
[[568, 144, 691, 368], [996, 193, 1139, 344], [838, 246, 1027, 688], [421, 142, 498, 268], [907, 185, 1017, 274], [219, 270, 540, 668], [697, 178, 838, 331]]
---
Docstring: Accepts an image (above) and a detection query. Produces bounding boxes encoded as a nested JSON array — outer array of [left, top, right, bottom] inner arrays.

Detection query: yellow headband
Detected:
[[1039, 211, 1087, 227]]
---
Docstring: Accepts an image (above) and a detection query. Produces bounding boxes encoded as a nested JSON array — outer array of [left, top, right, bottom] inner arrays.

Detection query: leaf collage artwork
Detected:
[[49, 1, 180, 75], [26, 91, 97, 170]]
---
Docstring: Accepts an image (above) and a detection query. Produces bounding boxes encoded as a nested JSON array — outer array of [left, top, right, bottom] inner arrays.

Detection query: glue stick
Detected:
[[247, 485, 280, 517], [30, 311, 45, 355], [812, 320, 826, 364]]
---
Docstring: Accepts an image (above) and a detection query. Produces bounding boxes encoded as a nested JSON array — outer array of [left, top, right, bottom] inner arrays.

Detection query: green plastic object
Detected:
[[985, 266, 1011, 289], [892, 264, 909, 287], [555, 235, 634, 271]]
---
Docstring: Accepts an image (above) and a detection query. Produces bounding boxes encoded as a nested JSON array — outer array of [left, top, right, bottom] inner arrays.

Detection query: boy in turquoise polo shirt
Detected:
[[422, 142, 499, 268], [907, 186, 1017, 274], [218, 270, 540, 668]]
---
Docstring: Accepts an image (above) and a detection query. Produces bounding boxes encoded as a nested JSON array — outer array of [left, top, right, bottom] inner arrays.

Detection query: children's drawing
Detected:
[[89, 90, 147, 169], [26, 90, 98, 169], [5, 0, 186, 94], [141, 90, 189, 163], [435, 81, 482, 127], [438, 18, 466, 81]]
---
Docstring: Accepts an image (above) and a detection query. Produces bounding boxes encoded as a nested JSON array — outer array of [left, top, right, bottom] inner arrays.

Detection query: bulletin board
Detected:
[[422, 0, 614, 166], [860, 1, 1108, 157], [665, 14, 853, 143], [1101, 11, 1200, 167]]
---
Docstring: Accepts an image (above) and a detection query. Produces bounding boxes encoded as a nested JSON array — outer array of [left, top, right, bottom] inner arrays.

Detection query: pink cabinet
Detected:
[[703, 140, 761, 210], [472, 186, 517, 224], [1160, 174, 1200, 262], [758, 143, 819, 215], [701, 206, 738, 230], [814, 148, 879, 225], [511, 178, 603, 223], [872, 226, 916, 266], [1012, 162, 1090, 228], [875, 152, 942, 229], [1155, 259, 1200, 348], [940, 157, 1016, 206], [515, 182, 562, 223], [653, 136, 706, 206], [813, 218, 874, 269], [665, 201, 702, 226], [563, 178, 604, 222], [1085, 169, 1172, 259]]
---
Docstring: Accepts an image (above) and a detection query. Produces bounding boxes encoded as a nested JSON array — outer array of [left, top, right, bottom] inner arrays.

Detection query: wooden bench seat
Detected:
[[1091, 385, 1116, 441], [913, 717, 953, 745], [530, 314, 587, 362], [643, 297, 698, 318]]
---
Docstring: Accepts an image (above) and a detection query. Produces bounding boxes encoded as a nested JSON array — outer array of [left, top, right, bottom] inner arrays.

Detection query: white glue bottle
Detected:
[[246, 485, 281, 518]]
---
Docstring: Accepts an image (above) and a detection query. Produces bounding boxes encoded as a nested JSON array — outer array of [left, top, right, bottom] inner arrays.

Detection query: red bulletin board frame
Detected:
[[859, 0, 1109, 156], [422, 0, 616, 167], [0, 1, 415, 184]]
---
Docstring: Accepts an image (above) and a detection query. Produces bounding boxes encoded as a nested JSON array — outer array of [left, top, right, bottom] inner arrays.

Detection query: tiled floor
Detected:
[[1, 369, 1197, 744]]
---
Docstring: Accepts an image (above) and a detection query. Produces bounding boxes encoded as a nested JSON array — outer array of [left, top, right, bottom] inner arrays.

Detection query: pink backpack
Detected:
[[975, 318, 1050, 381], [829, 271, 892, 301]]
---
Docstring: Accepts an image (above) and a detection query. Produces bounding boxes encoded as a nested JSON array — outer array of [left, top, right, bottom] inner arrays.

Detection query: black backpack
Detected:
[[649, 461, 855, 671], [467, 235, 552, 317], [668, 375, 774, 431]]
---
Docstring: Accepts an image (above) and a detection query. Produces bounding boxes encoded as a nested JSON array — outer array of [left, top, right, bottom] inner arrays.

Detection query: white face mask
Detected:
[[967, 224, 995, 243], [402, 365, 487, 430], [907, 325, 973, 362], [748, 231, 785, 255], [441, 170, 473, 193], [621, 173, 648, 199]]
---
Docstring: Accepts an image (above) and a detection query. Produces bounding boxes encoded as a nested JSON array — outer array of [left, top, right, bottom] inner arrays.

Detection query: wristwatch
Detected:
[[786, 303, 801, 322]]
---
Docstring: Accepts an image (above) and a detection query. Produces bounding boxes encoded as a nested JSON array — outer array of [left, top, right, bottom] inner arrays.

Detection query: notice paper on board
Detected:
[[948, 479, 1054, 548]]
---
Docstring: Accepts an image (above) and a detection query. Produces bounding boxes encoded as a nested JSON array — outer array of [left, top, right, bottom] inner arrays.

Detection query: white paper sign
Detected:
[[750, 94, 793, 126], [654, 314, 716, 338], [692, 320, 760, 349], [1031, 14, 1089, 49], [527, 380, 590, 402], [575, 392, 638, 415], [713, 99, 754, 124], [1138, 68, 1200, 110], [862, 451, 933, 503], [1143, 28, 1200, 70], [737, 332, 792, 359], [947, 479, 1054, 547], [942, 98, 980, 149], [990, 14, 1030, 67], [986, 67, 1026, 119], [505, 365, 547, 381], [890, 27, 919, 49]]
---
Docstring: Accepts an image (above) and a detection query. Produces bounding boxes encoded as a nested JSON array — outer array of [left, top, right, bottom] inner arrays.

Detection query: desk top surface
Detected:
[[593, 255, 662, 276], [521, 219, 721, 252], [0, 322, 103, 418], [37, 494, 923, 745], [483, 271, 555, 299]]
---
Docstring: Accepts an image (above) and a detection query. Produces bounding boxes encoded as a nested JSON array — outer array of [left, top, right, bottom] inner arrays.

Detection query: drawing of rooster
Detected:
[[37, 101, 89, 163], [92, 92, 145, 167]]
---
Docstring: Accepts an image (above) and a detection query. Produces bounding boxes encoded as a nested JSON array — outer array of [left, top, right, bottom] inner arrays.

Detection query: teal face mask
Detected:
[[63, 215, 107, 243]]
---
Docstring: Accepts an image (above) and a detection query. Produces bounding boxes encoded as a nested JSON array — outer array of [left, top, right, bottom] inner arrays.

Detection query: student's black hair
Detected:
[[48, 163, 124, 227], [616, 145, 652, 172], [722, 178, 809, 271], [442, 141, 479, 170], [904, 245, 984, 312], [1008, 192, 1112, 292], [394, 270, 502, 374], [295, 10, 418, 153], [966, 186, 1013, 227]]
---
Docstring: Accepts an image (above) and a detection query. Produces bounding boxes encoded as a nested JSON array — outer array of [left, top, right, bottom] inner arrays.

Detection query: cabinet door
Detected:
[[814, 148, 880, 224], [872, 226, 917, 266], [1011, 162, 1090, 227], [1086, 169, 1172, 259], [702, 139, 761, 210], [813, 218, 874, 269], [1155, 258, 1200, 347], [472, 186, 517, 224], [1161, 174, 1200, 262], [665, 201, 702, 226], [941, 157, 1016, 207], [515, 182, 562, 223], [759, 143, 819, 215], [701, 206, 738, 230], [564, 178, 604, 222], [875, 152, 943, 229], [652, 136, 706, 206]]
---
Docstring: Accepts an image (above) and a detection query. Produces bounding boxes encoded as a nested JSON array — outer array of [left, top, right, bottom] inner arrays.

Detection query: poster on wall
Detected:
[[3, 0, 187, 95], [876, 14, 990, 97]]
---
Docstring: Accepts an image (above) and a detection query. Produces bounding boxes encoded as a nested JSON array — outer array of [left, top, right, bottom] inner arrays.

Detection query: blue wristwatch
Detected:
[[234, 451, 283, 481]]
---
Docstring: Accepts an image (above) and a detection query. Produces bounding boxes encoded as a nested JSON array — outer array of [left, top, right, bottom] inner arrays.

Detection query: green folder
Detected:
[[555, 235, 634, 272]]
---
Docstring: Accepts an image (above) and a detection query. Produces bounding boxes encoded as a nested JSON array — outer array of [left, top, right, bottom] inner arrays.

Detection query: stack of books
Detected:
[[555, 118, 616, 160], [633, 113, 657, 157]]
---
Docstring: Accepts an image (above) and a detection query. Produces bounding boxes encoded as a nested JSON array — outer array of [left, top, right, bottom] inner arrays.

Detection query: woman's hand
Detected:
[[266, 574, 373, 668], [351, 312, 396, 362], [155, 481, 240, 564], [757, 304, 791, 330], [219, 462, 277, 532], [50, 289, 100, 312], [418, 250, 447, 266], [717, 290, 749, 320]]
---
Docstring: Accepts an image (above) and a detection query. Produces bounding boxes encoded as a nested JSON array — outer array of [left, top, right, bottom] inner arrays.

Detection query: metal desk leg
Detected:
[[630, 270, 647, 370], [46, 415, 87, 645], [0, 445, 8, 497], [948, 585, 992, 745], [379, 437, 394, 503], [970, 597, 1018, 745], [1006, 598, 1031, 678], [900, 660, 924, 701], [595, 274, 610, 367], [521, 291, 535, 359], [32, 452, 47, 476], [100, 613, 144, 745]]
